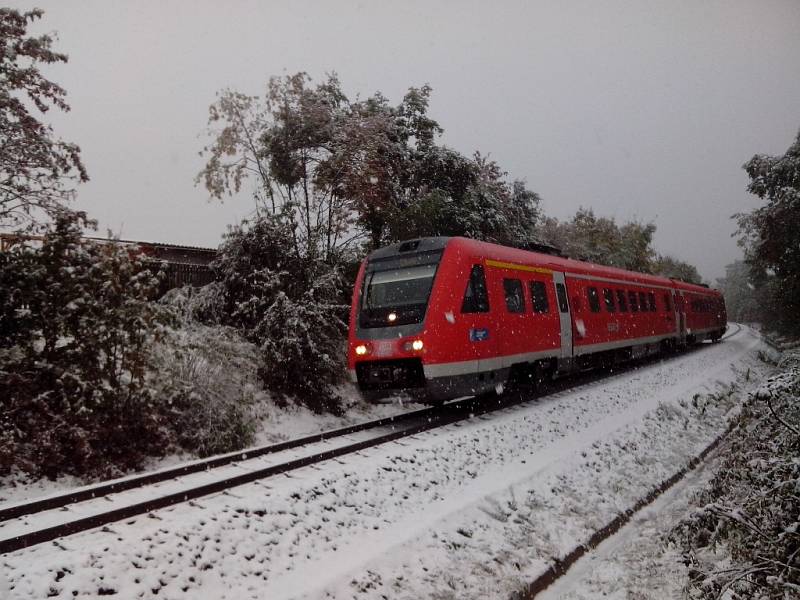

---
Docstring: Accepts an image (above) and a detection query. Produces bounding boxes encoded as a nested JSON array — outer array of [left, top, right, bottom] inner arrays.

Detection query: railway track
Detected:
[[0, 325, 743, 556], [514, 323, 753, 600]]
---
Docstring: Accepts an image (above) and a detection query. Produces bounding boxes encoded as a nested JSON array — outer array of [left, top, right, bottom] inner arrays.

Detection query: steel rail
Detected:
[[2, 323, 740, 526], [511, 410, 739, 599], [0, 404, 444, 524], [0, 325, 741, 555], [0, 391, 518, 554]]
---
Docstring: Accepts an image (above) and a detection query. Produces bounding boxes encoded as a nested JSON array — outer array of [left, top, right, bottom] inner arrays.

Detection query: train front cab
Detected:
[[347, 238, 447, 401], [348, 238, 570, 402], [348, 238, 508, 402]]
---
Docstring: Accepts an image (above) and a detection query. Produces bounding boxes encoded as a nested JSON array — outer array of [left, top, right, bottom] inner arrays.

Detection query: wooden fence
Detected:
[[145, 261, 216, 296]]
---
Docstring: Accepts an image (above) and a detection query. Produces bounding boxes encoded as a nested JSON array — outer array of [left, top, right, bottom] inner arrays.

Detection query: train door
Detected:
[[459, 262, 497, 374], [676, 291, 687, 344], [552, 272, 573, 359], [668, 291, 678, 336]]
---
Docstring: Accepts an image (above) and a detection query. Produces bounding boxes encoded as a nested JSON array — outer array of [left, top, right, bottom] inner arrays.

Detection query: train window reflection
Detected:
[[363, 264, 437, 309]]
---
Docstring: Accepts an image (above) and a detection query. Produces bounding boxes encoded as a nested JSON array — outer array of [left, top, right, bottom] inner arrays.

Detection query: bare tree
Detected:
[[0, 8, 88, 231]]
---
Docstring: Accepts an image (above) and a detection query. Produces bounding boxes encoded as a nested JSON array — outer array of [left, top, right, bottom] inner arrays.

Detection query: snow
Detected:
[[1, 325, 772, 600], [0, 388, 424, 507], [537, 450, 723, 599], [252, 390, 427, 447]]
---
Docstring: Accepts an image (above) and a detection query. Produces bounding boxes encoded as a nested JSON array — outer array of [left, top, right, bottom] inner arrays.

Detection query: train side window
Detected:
[[503, 278, 525, 313], [616, 289, 628, 312], [663, 294, 672, 312], [648, 292, 656, 312], [638, 292, 648, 311], [587, 287, 601, 313], [556, 283, 569, 313], [530, 281, 549, 313], [628, 290, 639, 312], [461, 265, 490, 313], [603, 288, 616, 312]]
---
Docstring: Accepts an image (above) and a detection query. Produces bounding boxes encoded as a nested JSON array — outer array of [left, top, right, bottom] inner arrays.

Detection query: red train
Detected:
[[347, 237, 727, 402]]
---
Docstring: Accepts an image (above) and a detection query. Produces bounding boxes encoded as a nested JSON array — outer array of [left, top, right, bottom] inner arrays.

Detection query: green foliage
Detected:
[[197, 73, 359, 261], [197, 73, 542, 255], [538, 208, 658, 273], [0, 8, 88, 230], [737, 129, 800, 336], [652, 254, 703, 284], [0, 212, 165, 478]]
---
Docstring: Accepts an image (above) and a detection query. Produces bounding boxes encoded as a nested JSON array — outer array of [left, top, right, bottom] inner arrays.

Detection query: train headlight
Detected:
[[403, 339, 424, 351], [387, 312, 397, 322], [355, 344, 368, 356]]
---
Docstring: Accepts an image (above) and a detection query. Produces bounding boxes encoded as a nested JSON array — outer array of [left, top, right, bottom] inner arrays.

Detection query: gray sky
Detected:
[[13, 0, 800, 281]]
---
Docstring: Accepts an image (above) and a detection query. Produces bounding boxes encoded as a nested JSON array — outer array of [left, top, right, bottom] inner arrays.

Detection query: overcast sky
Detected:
[[12, 0, 800, 280]]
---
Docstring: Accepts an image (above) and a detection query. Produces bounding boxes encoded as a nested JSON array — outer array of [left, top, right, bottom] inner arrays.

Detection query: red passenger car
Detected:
[[347, 237, 727, 402]]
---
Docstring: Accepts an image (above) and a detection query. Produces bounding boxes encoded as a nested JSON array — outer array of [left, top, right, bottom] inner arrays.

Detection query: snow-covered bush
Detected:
[[672, 351, 800, 599], [0, 212, 168, 478], [252, 277, 347, 414], [154, 291, 264, 456], [210, 216, 349, 413], [159, 281, 227, 325], [0, 213, 271, 478]]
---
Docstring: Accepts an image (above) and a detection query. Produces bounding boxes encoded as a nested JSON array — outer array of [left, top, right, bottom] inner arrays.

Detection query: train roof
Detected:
[[369, 237, 720, 296], [450, 237, 722, 295]]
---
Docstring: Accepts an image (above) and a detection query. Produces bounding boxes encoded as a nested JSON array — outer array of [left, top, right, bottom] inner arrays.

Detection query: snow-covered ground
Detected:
[[1, 325, 771, 600], [0, 389, 425, 507], [537, 446, 723, 600]]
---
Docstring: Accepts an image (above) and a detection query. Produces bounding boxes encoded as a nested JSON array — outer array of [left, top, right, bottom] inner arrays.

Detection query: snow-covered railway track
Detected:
[[0, 328, 741, 556], [0, 400, 479, 554], [513, 324, 747, 600], [512, 420, 735, 599]]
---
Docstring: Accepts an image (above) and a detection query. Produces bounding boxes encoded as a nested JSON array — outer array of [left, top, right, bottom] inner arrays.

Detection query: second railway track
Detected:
[[0, 324, 743, 556]]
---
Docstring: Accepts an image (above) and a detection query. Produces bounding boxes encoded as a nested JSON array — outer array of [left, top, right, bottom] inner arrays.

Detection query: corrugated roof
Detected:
[[82, 236, 218, 253]]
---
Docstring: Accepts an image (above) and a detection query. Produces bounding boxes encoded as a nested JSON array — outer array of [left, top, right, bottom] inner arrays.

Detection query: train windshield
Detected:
[[360, 262, 439, 328]]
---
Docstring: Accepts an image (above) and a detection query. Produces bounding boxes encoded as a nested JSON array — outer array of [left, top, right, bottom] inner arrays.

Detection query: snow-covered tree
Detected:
[[197, 73, 360, 262], [715, 260, 761, 323], [1, 213, 266, 477], [210, 215, 349, 413], [737, 129, 800, 335], [0, 9, 88, 231], [384, 152, 542, 247], [0, 212, 165, 477], [652, 254, 703, 284], [197, 73, 542, 253], [538, 208, 659, 273], [673, 352, 800, 598]]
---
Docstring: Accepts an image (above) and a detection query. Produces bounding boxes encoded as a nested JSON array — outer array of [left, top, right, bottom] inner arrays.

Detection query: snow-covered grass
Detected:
[[1, 326, 770, 600]]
